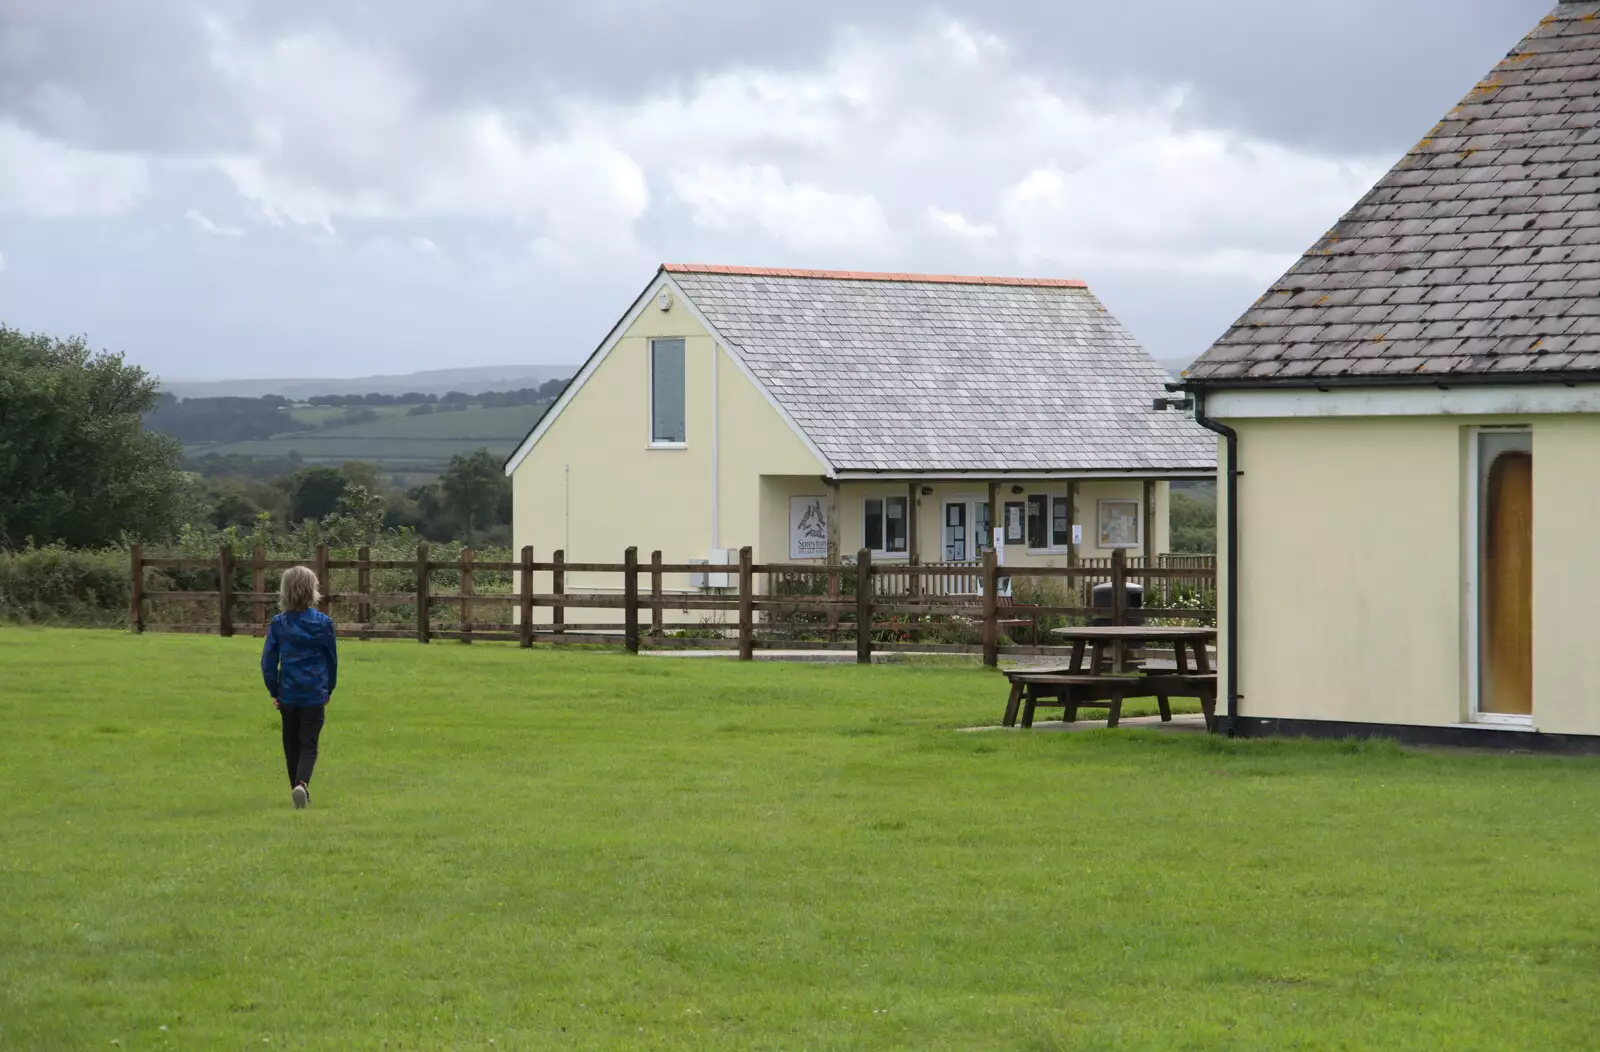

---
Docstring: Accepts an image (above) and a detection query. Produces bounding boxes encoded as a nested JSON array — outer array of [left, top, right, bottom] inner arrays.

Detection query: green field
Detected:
[[6, 630, 1600, 1049], [193, 404, 545, 469], [284, 405, 415, 427]]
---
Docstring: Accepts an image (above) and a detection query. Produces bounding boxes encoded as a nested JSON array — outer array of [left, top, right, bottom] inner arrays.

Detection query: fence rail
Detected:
[[129, 543, 1215, 667]]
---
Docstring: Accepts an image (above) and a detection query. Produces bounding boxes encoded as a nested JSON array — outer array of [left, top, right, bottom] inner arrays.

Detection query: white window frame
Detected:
[[648, 337, 687, 449], [1026, 494, 1076, 554], [863, 494, 910, 559], [1096, 498, 1142, 550], [1464, 425, 1534, 728], [940, 497, 988, 562]]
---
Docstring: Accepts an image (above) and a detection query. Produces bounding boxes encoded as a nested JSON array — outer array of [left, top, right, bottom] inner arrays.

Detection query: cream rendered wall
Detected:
[[1225, 417, 1464, 726], [717, 348, 827, 562], [1530, 416, 1600, 736], [1224, 413, 1600, 734], [510, 295, 822, 599]]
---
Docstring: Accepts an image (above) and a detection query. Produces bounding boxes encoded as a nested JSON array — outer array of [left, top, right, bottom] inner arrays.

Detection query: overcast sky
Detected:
[[0, 0, 1553, 381]]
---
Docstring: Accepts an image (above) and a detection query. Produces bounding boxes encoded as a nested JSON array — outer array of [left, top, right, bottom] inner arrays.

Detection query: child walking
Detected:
[[261, 565, 338, 809]]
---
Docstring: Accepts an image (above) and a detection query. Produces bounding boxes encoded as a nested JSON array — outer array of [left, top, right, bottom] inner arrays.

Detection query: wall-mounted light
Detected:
[[1011, 485, 1024, 495], [920, 486, 934, 496]]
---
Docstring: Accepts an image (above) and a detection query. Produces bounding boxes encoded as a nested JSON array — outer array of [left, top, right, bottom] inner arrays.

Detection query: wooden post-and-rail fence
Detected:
[[129, 544, 1214, 667]]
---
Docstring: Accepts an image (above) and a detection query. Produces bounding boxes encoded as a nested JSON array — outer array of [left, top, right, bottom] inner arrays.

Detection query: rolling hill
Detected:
[[161, 364, 575, 401], [191, 404, 546, 471]]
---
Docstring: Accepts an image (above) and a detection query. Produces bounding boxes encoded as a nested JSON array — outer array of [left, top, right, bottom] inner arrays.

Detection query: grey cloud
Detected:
[[0, 0, 1562, 380], [1, 1, 1553, 158]]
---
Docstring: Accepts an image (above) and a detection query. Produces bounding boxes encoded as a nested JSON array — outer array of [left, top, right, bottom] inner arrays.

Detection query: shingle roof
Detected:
[[665, 266, 1214, 473], [1187, 1, 1600, 387]]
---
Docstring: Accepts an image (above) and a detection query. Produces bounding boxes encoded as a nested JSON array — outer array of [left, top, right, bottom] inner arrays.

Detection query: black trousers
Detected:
[[279, 704, 327, 787]]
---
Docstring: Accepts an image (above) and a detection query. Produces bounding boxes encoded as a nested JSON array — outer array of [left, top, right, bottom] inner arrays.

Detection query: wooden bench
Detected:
[[948, 593, 1037, 642], [1002, 670, 1218, 732]]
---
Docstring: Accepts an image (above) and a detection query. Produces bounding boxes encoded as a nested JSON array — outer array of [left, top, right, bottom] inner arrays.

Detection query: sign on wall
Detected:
[[790, 495, 829, 559]]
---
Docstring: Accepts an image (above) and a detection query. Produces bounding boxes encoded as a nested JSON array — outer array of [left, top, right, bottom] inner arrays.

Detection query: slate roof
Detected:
[[663, 265, 1214, 473], [1186, 1, 1600, 387]]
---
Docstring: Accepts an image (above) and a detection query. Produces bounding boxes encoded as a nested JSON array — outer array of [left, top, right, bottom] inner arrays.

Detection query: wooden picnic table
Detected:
[[1048, 625, 1215, 676], [999, 626, 1218, 732]]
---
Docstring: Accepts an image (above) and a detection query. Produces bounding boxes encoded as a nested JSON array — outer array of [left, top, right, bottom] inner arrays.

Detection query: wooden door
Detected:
[[1481, 445, 1532, 716]]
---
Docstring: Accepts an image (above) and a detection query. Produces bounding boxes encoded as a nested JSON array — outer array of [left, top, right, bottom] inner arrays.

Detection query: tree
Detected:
[[1170, 491, 1217, 554], [439, 448, 511, 542], [0, 325, 185, 548], [287, 467, 348, 524], [210, 485, 263, 530]]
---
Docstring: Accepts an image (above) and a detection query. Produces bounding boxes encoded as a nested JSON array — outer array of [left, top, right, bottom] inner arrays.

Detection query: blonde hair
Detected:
[[279, 565, 321, 612]]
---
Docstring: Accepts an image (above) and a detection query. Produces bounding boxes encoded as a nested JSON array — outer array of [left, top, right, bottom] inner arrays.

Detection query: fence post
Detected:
[[314, 543, 330, 615], [738, 546, 754, 660], [251, 543, 266, 628], [623, 547, 640, 653], [552, 549, 565, 640], [459, 548, 474, 644], [981, 547, 999, 667], [856, 548, 873, 665], [130, 543, 145, 635], [827, 562, 840, 643], [651, 550, 664, 638], [416, 543, 431, 644], [519, 545, 535, 649], [357, 545, 372, 630], [1111, 547, 1127, 626], [218, 543, 235, 638]]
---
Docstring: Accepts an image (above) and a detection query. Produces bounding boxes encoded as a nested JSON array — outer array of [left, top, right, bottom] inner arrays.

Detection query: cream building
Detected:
[[1176, 2, 1600, 747], [505, 264, 1213, 598]]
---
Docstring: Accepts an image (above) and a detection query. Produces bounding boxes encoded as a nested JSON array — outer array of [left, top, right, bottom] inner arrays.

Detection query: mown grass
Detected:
[[4, 629, 1600, 1050]]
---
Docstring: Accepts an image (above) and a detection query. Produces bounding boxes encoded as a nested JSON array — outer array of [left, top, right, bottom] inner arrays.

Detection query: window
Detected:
[[1098, 499, 1141, 548], [864, 496, 908, 555], [1051, 496, 1073, 549], [650, 338, 686, 445], [976, 501, 992, 553], [1026, 494, 1048, 549]]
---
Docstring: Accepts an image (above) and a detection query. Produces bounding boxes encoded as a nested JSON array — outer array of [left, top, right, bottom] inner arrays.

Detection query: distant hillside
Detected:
[[161, 365, 575, 401], [189, 404, 547, 472]]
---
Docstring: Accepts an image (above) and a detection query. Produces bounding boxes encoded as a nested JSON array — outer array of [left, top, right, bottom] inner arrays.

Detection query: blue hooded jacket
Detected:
[[262, 609, 338, 707]]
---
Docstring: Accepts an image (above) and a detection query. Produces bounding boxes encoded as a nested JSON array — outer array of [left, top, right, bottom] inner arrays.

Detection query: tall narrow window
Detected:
[[1026, 494, 1048, 549], [975, 502, 991, 553], [1478, 430, 1533, 719], [650, 338, 686, 444], [864, 498, 884, 553], [864, 496, 908, 555], [885, 496, 908, 554], [1051, 496, 1072, 548]]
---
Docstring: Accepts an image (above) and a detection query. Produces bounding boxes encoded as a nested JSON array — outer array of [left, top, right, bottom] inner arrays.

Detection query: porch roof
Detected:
[[665, 265, 1215, 474]]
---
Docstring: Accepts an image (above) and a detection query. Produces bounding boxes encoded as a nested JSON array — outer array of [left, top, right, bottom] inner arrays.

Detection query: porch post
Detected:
[[1065, 480, 1079, 564], [1143, 478, 1156, 563], [986, 480, 1000, 552], [907, 481, 921, 599]]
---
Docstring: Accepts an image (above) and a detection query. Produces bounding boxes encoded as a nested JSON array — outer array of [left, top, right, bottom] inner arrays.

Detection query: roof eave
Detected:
[[1178, 370, 1600, 393]]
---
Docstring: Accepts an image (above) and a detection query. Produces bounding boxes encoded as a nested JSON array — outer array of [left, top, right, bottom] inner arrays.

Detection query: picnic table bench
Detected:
[[1000, 626, 1219, 733]]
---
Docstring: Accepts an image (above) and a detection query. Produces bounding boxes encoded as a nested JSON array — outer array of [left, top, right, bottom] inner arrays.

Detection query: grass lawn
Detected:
[[4, 629, 1600, 1049]]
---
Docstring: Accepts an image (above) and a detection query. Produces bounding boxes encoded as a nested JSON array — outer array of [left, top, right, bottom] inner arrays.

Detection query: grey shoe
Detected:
[[292, 784, 308, 810]]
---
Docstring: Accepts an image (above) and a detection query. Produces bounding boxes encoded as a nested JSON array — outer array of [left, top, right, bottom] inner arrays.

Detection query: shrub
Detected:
[[0, 545, 131, 626]]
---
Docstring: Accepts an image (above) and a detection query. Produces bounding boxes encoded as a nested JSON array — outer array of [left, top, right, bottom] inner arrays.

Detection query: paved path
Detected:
[[959, 713, 1212, 734]]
